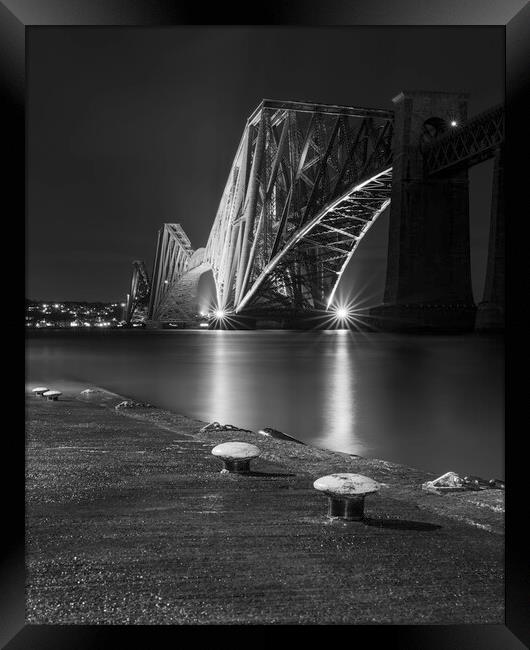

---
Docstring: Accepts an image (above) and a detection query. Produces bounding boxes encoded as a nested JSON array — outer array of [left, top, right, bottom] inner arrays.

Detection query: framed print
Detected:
[[5, 0, 528, 647]]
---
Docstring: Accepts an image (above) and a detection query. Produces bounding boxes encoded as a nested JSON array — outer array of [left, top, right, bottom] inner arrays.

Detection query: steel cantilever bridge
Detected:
[[125, 92, 504, 331], [204, 100, 393, 318]]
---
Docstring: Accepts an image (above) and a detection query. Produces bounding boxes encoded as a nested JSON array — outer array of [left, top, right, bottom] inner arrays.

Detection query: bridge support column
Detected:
[[370, 91, 476, 332], [476, 146, 504, 331]]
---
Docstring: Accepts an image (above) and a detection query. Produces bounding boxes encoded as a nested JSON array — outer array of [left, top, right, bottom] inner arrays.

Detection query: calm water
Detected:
[[26, 330, 504, 479]]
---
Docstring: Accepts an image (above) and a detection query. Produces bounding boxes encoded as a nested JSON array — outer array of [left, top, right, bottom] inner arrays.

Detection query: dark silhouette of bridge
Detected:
[[125, 90, 504, 331]]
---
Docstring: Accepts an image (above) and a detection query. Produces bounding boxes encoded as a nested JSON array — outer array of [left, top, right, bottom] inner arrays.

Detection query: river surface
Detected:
[[26, 330, 504, 479]]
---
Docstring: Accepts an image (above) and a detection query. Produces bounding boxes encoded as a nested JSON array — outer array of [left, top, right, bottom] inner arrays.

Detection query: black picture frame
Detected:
[[7, 1, 528, 647]]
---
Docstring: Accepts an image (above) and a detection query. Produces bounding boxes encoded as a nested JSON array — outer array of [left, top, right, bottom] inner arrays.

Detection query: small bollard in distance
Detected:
[[463, 475, 490, 490], [313, 473, 380, 521], [488, 478, 505, 490], [32, 387, 49, 397], [42, 390, 62, 401], [211, 442, 260, 474]]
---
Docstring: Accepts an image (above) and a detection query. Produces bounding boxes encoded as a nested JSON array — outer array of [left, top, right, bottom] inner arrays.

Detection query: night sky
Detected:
[[27, 26, 504, 304]]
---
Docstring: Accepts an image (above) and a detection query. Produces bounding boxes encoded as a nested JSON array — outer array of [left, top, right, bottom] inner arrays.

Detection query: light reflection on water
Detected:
[[209, 331, 234, 425], [321, 331, 367, 456], [26, 330, 504, 478]]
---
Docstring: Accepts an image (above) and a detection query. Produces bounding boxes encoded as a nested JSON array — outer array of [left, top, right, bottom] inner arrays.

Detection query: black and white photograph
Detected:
[[3, 0, 529, 646]]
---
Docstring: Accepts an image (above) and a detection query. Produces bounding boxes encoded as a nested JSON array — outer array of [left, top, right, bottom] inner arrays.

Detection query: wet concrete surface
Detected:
[[26, 388, 504, 624]]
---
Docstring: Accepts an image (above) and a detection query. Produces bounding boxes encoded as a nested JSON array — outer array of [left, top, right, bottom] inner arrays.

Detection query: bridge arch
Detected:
[[235, 167, 392, 314]]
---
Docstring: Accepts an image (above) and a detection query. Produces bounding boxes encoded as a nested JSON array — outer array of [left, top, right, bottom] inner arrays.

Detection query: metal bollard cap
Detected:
[[313, 473, 380, 497], [211, 442, 260, 460]]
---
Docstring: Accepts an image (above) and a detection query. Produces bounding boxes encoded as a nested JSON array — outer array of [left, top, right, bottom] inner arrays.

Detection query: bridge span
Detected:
[[126, 90, 504, 331]]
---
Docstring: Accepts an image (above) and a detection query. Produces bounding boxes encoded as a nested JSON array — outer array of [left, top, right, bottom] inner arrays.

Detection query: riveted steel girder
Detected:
[[125, 260, 150, 323], [147, 223, 194, 320], [204, 99, 394, 314]]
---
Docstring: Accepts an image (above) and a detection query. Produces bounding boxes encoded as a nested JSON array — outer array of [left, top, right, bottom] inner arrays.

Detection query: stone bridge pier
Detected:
[[371, 91, 476, 332]]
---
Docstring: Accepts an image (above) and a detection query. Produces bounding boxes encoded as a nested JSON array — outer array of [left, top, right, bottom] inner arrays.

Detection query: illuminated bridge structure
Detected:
[[124, 260, 150, 324], [131, 91, 504, 331]]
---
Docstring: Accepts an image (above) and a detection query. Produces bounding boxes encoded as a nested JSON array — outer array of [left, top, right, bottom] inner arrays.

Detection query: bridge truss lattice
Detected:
[[147, 224, 193, 321], [205, 100, 394, 315], [125, 260, 150, 323]]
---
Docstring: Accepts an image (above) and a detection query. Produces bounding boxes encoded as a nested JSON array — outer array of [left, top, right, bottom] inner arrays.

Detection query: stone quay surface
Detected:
[[26, 385, 504, 625]]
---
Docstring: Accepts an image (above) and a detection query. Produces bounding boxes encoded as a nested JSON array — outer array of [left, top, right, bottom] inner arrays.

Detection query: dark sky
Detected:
[[27, 26, 504, 304]]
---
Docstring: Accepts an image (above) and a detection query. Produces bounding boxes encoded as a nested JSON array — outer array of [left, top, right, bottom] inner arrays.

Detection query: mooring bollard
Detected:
[[211, 442, 260, 474], [488, 478, 505, 490], [42, 390, 62, 401], [32, 387, 49, 397], [313, 473, 380, 521]]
